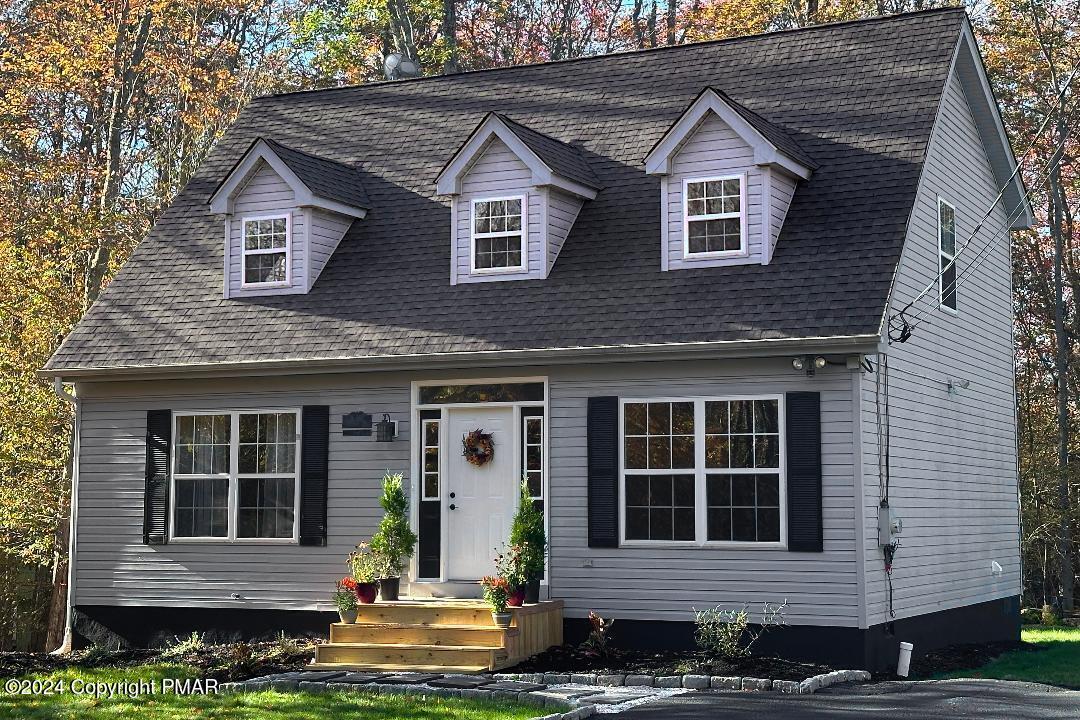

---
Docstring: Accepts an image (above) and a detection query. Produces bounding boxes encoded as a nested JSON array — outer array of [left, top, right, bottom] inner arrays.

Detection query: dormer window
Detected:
[[472, 197, 525, 272], [242, 215, 291, 286], [684, 175, 746, 258]]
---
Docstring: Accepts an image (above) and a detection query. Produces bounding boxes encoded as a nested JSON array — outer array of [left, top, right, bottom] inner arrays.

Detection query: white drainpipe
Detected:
[[51, 377, 79, 654]]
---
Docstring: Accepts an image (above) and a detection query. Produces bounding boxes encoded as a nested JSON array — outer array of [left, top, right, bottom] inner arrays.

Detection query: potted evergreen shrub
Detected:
[[370, 472, 417, 601], [509, 480, 546, 603], [348, 542, 379, 604], [481, 575, 512, 628], [333, 578, 359, 623]]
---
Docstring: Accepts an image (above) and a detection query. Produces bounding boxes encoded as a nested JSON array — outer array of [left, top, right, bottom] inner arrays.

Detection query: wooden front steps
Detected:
[[313, 599, 563, 673]]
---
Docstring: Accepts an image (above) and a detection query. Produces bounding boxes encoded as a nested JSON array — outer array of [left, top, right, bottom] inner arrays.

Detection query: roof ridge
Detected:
[[255, 8, 966, 101]]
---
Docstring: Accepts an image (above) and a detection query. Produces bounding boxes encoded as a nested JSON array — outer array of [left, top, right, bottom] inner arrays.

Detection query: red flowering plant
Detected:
[[480, 575, 510, 613], [333, 577, 359, 612], [493, 543, 528, 590]]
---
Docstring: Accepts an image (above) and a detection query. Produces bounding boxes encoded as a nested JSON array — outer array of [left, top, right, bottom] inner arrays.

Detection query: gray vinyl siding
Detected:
[[307, 208, 354, 291], [226, 162, 307, 297], [74, 358, 860, 626], [859, 70, 1020, 626], [769, 171, 797, 255], [454, 138, 544, 283], [666, 114, 765, 270], [547, 189, 583, 274]]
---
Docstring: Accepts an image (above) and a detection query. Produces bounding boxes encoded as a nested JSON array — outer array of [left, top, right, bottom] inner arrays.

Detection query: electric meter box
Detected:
[[878, 505, 902, 546]]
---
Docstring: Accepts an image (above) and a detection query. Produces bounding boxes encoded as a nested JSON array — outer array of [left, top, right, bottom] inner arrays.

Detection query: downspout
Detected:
[[51, 377, 79, 654]]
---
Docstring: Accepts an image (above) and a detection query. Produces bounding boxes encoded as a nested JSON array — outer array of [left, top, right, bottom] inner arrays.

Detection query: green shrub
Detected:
[[1041, 604, 1060, 626], [694, 601, 788, 659], [370, 472, 417, 577], [161, 631, 205, 659], [1020, 607, 1041, 625], [509, 480, 545, 581]]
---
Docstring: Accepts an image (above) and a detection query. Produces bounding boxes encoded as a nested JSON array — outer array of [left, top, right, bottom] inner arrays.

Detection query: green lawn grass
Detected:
[[936, 625, 1080, 688], [0, 665, 539, 720]]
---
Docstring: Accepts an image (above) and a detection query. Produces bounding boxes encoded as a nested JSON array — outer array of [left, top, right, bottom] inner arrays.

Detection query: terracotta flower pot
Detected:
[[507, 587, 526, 607], [355, 582, 378, 604]]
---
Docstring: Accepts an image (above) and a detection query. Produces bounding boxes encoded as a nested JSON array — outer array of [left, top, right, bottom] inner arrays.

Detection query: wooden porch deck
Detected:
[[312, 599, 563, 673]]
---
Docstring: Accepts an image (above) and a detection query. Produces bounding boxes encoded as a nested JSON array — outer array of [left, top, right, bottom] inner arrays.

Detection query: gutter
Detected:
[[50, 378, 79, 654], [39, 334, 884, 382]]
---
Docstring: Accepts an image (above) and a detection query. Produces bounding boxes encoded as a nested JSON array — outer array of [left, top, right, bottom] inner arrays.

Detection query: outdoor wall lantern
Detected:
[[375, 413, 398, 442]]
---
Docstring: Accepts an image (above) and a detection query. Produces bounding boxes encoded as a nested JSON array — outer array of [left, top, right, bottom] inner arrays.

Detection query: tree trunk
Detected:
[[666, 0, 676, 45], [441, 0, 458, 74], [1050, 112, 1074, 612]]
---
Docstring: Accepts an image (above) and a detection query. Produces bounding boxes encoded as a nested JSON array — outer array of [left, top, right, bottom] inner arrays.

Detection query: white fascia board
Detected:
[[644, 89, 812, 180]]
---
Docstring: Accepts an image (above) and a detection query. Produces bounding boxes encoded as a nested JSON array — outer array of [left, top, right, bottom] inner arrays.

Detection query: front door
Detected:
[[446, 406, 517, 581]]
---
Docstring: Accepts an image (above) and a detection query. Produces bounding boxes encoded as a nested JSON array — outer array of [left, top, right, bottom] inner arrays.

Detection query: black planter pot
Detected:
[[524, 576, 541, 604], [379, 577, 400, 601]]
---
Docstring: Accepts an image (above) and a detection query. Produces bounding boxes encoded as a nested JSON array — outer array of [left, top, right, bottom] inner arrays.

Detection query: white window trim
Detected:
[[240, 213, 292, 288], [618, 395, 787, 549], [938, 197, 958, 314], [169, 409, 301, 544], [682, 174, 749, 260], [469, 194, 528, 275]]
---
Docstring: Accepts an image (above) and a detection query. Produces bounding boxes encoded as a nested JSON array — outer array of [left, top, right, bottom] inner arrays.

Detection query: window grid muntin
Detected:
[[938, 198, 957, 311], [422, 419, 440, 500], [171, 410, 300, 542], [471, 196, 525, 272], [524, 416, 544, 500], [683, 175, 746, 257], [241, 214, 290, 286], [620, 396, 785, 546]]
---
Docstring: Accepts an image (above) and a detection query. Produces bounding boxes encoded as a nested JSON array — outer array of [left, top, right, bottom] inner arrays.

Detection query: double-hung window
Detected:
[[242, 215, 290, 286], [172, 410, 300, 542], [938, 198, 957, 312], [472, 196, 525, 272], [683, 175, 746, 258], [621, 397, 784, 546]]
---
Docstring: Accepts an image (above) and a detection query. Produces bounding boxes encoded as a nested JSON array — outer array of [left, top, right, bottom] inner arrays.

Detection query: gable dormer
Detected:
[[209, 138, 369, 298], [437, 113, 600, 284], [645, 88, 815, 270]]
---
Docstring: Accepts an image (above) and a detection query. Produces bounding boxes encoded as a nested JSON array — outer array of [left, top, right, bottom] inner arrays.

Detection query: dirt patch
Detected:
[[504, 645, 832, 681], [872, 640, 1029, 681], [0, 640, 316, 682]]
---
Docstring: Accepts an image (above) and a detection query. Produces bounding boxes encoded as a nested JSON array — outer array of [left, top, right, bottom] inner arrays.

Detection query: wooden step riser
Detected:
[[330, 625, 507, 648], [315, 644, 502, 668], [352, 606, 496, 627]]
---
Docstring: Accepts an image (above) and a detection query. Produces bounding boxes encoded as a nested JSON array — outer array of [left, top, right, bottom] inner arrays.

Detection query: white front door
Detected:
[[446, 406, 518, 581]]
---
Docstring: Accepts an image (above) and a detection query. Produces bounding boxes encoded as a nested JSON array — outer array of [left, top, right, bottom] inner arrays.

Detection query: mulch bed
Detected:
[[0, 640, 316, 682], [881, 640, 1030, 681], [503, 644, 833, 681]]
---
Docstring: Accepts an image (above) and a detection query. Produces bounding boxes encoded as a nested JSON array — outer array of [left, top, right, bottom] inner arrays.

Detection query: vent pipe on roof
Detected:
[[384, 53, 421, 81]]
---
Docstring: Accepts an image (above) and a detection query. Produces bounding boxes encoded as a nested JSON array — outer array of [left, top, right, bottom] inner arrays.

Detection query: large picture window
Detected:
[[621, 397, 785, 546], [172, 410, 300, 542], [471, 196, 525, 272], [683, 175, 746, 258]]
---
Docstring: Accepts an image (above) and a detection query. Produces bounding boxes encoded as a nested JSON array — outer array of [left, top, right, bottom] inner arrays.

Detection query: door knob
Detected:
[[449, 503, 457, 510]]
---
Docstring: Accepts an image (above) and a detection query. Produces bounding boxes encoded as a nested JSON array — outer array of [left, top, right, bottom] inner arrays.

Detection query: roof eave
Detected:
[[41, 334, 882, 382]]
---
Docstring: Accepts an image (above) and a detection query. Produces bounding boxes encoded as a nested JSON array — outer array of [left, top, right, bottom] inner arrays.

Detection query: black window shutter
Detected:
[[587, 396, 619, 548], [299, 405, 330, 546], [143, 409, 171, 545], [786, 392, 823, 552]]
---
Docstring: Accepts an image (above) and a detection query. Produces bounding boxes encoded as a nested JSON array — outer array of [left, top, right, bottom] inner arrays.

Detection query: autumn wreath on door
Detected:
[[462, 428, 495, 467]]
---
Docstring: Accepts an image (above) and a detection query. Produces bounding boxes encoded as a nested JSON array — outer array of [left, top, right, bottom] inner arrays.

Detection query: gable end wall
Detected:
[[860, 70, 1021, 626]]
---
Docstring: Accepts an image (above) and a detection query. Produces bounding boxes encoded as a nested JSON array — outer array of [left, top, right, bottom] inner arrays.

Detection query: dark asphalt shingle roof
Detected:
[[260, 138, 371, 209], [495, 113, 602, 189], [45, 9, 968, 373]]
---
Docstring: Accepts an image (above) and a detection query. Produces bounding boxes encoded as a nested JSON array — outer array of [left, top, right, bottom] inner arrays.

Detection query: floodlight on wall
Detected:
[[792, 355, 826, 376]]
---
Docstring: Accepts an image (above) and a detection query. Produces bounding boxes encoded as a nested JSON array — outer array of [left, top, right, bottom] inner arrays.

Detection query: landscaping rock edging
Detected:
[[495, 668, 872, 695]]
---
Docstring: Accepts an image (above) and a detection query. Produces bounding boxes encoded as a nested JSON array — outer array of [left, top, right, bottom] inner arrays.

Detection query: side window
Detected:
[[684, 176, 746, 258], [938, 199, 957, 312]]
